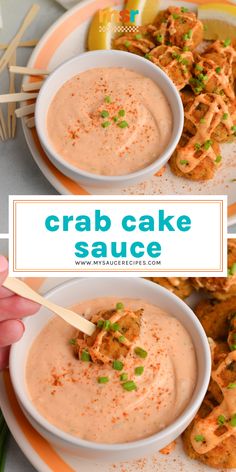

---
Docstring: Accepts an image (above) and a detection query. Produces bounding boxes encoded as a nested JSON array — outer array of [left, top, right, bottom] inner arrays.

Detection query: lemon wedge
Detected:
[[198, 3, 236, 41], [125, 0, 160, 25], [87, 8, 115, 50]]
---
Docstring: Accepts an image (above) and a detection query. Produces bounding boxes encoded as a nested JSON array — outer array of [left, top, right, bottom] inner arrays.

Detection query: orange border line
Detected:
[[3, 370, 75, 472]]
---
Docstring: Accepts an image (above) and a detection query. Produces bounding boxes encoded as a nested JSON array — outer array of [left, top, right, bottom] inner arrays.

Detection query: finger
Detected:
[[0, 319, 25, 347], [0, 346, 10, 370], [0, 286, 14, 299], [0, 295, 40, 321], [0, 256, 8, 286]]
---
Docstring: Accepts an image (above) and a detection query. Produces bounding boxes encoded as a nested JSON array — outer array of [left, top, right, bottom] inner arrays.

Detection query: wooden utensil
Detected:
[[3, 277, 96, 336]]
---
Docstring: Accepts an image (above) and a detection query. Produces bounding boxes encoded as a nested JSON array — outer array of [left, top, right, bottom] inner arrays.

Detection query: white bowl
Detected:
[[9, 278, 211, 462], [35, 50, 184, 189]]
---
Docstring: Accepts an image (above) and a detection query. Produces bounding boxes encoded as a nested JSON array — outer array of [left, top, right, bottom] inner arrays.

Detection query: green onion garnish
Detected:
[[120, 372, 128, 381], [215, 155, 222, 164], [230, 344, 236, 351], [104, 320, 111, 330], [194, 142, 201, 150], [102, 121, 111, 128], [231, 125, 236, 132], [116, 302, 124, 311], [180, 159, 189, 165], [100, 110, 109, 118], [135, 366, 144, 376], [200, 118, 206, 124], [194, 435, 205, 442], [222, 113, 228, 120], [135, 33, 142, 40], [181, 7, 189, 12], [172, 13, 180, 19], [98, 376, 109, 384], [112, 360, 124, 371], [118, 120, 129, 128], [217, 414, 226, 425], [204, 139, 212, 150], [81, 350, 91, 362], [122, 380, 137, 391], [118, 335, 126, 343], [134, 347, 148, 359], [195, 64, 203, 72], [69, 338, 76, 345], [227, 382, 236, 389], [223, 38, 231, 47], [104, 96, 111, 103], [97, 319, 104, 328], [113, 116, 118, 122], [215, 66, 221, 74], [183, 29, 192, 41], [145, 53, 151, 60], [156, 34, 163, 43], [230, 414, 236, 427], [124, 40, 131, 48], [111, 322, 120, 332], [118, 109, 125, 117]]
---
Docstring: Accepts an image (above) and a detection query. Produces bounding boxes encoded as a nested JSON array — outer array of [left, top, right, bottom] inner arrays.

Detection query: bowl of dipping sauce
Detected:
[[35, 50, 183, 189], [10, 278, 211, 462]]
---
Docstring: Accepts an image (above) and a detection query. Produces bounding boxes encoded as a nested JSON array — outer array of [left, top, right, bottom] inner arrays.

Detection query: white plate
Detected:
[[21, 0, 236, 225]]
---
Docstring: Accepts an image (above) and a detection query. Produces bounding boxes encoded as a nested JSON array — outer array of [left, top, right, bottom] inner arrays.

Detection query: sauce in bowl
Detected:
[[47, 68, 173, 176], [26, 297, 196, 444]]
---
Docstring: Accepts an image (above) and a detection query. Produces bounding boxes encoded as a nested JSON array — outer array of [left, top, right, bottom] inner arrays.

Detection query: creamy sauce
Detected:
[[47, 68, 173, 176], [26, 297, 196, 444]]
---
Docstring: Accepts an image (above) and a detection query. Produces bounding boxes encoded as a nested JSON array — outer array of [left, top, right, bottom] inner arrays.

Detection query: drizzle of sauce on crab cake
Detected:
[[26, 297, 196, 444], [47, 68, 173, 176]]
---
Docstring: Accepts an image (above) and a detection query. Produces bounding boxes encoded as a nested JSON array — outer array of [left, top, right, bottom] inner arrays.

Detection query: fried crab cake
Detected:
[[193, 240, 236, 299], [74, 305, 142, 364], [148, 45, 194, 90], [152, 7, 203, 51], [113, 27, 155, 56], [190, 54, 235, 100], [169, 131, 220, 181], [147, 277, 193, 299], [194, 297, 236, 340], [203, 40, 236, 82], [182, 336, 236, 469]]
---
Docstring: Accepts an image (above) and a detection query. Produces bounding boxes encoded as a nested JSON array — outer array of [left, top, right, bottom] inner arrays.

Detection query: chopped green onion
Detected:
[[104, 320, 111, 330], [104, 95, 111, 103], [230, 414, 236, 427], [215, 155, 222, 164], [230, 344, 236, 351], [97, 319, 104, 328], [172, 13, 180, 19], [118, 335, 126, 343], [156, 34, 163, 43], [231, 125, 236, 132], [195, 64, 203, 71], [102, 121, 111, 128], [122, 380, 137, 391], [124, 40, 131, 48], [230, 262, 236, 275], [134, 347, 148, 359], [194, 434, 205, 442], [116, 302, 124, 311], [223, 38, 231, 47], [113, 116, 118, 122], [100, 110, 109, 118], [217, 415, 226, 425], [194, 142, 201, 150], [204, 139, 213, 150], [120, 372, 128, 381], [183, 29, 192, 41], [135, 366, 144, 376], [118, 109, 125, 117], [69, 338, 76, 345], [227, 382, 236, 389], [112, 360, 124, 371], [98, 376, 109, 384], [145, 53, 151, 60], [200, 118, 206, 124], [81, 350, 91, 362], [183, 46, 189, 52], [181, 7, 189, 12], [215, 66, 221, 74], [135, 33, 142, 40], [111, 322, 120, 332], [118, 120, 129, 128], [180, 159, 189, 165], [222, 113, 228, 120]]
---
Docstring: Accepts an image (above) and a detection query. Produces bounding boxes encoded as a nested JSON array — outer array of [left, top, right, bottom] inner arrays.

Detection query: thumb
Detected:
[[0, 256, 8, 286]]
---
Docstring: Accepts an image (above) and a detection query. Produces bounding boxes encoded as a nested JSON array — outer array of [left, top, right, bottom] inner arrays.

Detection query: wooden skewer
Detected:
[[25, 116, 35, 128], [8, 51, 17, 139], [0, 5, 40, 76], [0, 39, 38, 49], [0, 92, 38, 103], [9, 66, 49, 76], [22, 80, 43, 92], [15, 103, 35, 118], [0, 107, 8, 140]]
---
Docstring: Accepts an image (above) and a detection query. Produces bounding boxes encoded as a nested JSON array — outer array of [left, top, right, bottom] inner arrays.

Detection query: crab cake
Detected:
[[74, 306, 142, 364], [147, 277, 193, 299], [148, 45, 194, 90], [194, 297, 236, 340], [193, 240, 236, 299], [113, 27, 155, 56], [153, 7, 203, 51]]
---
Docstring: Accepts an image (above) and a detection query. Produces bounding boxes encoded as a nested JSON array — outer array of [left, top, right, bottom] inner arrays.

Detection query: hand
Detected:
[[0, 256, 40, 370]]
